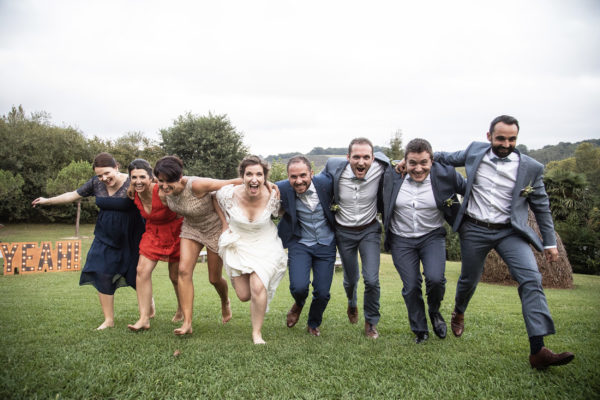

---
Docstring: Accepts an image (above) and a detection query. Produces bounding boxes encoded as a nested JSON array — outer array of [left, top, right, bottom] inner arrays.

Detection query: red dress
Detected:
[[134, 184, 183, 262]]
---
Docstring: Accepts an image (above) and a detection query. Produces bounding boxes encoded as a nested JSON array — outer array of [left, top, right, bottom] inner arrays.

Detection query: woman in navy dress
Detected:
[[32, 153, 144, 330]]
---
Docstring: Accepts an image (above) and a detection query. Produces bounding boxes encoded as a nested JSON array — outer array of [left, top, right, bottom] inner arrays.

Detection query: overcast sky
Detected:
[[1, 0, 599, 157]]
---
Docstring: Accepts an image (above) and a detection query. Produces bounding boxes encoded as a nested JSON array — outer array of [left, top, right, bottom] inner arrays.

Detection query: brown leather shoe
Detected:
[[286, 303, 303, 328], [529, 347, 575, 370], [451, 311, 464, 337], [307, 326, 321, 337], [347, 306, 359, 324], [364, 322, 379, 339]]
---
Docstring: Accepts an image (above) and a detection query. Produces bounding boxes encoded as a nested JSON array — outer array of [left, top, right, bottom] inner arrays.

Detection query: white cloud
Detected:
[[1, 0, 599, 157]]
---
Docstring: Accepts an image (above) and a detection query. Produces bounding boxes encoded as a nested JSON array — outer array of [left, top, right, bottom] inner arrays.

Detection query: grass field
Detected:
[[1, 224, 599, 399]]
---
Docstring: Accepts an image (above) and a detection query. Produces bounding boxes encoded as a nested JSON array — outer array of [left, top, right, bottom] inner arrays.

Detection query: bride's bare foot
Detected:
[[149, 298, 156, 319], [172, 308, 184, 323], [96, 320, 114, 330], [252, 333, 265, 344], [127, 319, 150, 332], [174, 322, 193, 336], [222, 299, 232, 324]]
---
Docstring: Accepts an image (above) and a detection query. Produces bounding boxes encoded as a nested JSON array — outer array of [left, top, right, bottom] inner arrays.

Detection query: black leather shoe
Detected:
[[414, 332, 429, 344], [429, 311, 447, 339]]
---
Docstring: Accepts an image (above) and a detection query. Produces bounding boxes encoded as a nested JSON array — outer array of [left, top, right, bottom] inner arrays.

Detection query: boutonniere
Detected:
[[330, 203, 341, 212], [520, 181, 534, 198], [444, 197, 458, 208]]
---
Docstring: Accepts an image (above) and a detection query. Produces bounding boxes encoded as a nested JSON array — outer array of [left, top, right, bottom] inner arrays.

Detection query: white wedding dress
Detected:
[[216, 184, 287, 307]]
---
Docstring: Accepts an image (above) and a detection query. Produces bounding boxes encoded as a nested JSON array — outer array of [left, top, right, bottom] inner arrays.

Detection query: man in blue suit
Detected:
[[383, 138, 466, 343], [435, 115, 574, 369], [324, 138, 390, 339], [277, 156, 336, 336]]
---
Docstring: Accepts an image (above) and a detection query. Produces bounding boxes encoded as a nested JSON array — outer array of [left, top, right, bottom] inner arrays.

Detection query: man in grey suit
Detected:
[[383, 138, 466, 343], [435, 115, 574, 369], [324, 137, 389, 338]]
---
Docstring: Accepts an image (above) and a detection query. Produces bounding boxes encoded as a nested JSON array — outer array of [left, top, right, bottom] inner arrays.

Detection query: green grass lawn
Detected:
[[1, 224, 599, 399]]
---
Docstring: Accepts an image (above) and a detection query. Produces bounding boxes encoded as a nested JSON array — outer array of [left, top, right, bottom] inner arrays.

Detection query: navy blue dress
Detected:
[[77, 176, 144, 295]]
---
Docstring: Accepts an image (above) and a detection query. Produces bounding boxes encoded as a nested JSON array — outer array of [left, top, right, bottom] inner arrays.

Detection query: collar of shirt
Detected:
[[341, 159, 383, 182], [406, 174, 431, 185], [296, 181, 319, 211], [486, 149, 520, 164]]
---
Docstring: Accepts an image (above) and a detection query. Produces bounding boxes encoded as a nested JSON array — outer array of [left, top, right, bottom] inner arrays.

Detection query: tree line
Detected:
[[0, 106, 246, 224], [0, 106, 598, 274]]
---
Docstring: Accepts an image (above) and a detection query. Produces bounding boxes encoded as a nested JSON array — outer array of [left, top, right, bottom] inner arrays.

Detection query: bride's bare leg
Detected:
[[128, 255, 156, 331], [174, 239, 200, 335], [207, 249, 232, 323], [249, 272, 267, 344], [97, 293, 115, 330], [168, 260, 183, 322]]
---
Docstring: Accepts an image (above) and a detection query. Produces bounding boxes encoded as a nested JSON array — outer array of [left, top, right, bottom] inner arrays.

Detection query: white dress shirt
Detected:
[[466, 150, 519, 224], [390, 175, 444, 238], [296, 182, 319, 211], [336, 161, 384, 227]]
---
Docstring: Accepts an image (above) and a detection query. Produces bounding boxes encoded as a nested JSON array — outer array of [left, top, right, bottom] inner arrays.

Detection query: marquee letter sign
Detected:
[[1, 241, 81, 275]]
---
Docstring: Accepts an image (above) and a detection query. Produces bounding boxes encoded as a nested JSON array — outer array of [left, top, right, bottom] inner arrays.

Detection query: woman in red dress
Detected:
[[127, 159, 184, 331]]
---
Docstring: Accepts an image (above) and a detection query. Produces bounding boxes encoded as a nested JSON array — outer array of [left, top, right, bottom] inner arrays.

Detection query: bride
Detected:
[[213, 156, 287, 344]]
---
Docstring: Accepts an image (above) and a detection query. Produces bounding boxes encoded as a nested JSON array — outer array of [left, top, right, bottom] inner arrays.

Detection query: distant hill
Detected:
[[264, 140, 600, 170], [264, 145, 386, 171], [525, 139, 600, 165]]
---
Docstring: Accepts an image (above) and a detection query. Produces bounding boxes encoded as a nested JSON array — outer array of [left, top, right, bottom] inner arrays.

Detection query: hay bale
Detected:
[[480, 209, 573, 289]]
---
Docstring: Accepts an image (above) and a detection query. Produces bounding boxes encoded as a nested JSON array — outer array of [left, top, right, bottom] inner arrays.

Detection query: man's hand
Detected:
[[394, 159, 406, 175], [544, 247, 559, 263], [266, 181, 280, 198]]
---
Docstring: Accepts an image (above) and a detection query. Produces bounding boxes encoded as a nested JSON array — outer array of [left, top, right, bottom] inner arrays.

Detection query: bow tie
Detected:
[[491, 156, 511, 163], [352, 177, 366, 182], [298, 188, 314, 197]]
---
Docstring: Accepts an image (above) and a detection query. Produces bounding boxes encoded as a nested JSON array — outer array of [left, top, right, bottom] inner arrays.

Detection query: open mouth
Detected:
[[248, 182, 260, 194]]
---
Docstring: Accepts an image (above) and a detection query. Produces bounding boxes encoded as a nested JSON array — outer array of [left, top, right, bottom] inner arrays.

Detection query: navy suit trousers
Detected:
[[288, 241, 337, 328]]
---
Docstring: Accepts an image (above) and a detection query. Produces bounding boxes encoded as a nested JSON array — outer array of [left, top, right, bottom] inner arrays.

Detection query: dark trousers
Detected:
[[288, 241, 337, 328], [389, 227, 447, 333]]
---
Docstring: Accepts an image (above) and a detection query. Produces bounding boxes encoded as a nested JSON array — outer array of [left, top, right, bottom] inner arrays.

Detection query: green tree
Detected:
[[45, 161, 96, 236], [0, 105, 92, 221], [160, 112, 248, 179], [544, 168, 599, 274], [269, 159, 288, 182], [109, 131, 166, 168], [574, 142, 600, 198], [384, 129, 404, 162], [0, 170, 26, 222]]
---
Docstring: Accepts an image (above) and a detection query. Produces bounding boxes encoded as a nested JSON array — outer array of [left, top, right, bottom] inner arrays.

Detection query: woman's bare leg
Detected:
[[128, 255, 157, 331], [168, 260, 183, 322], [174, 238, 201, 335], [97, 293, 115, 330], [207, 249, 232, 323], [249, 273, 267, 344]]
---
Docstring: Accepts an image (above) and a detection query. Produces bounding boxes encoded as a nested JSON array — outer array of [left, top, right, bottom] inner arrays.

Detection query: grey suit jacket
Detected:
[[435, 141, 556, 252], [323, 151, 390, 217]]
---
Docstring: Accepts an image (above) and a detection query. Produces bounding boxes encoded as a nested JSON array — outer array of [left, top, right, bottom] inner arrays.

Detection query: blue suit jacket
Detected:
[[381, 161, 466, 252], [323, 151, 390, 218], [276, 173, 335, 249], [435, 141, 556, 252]]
